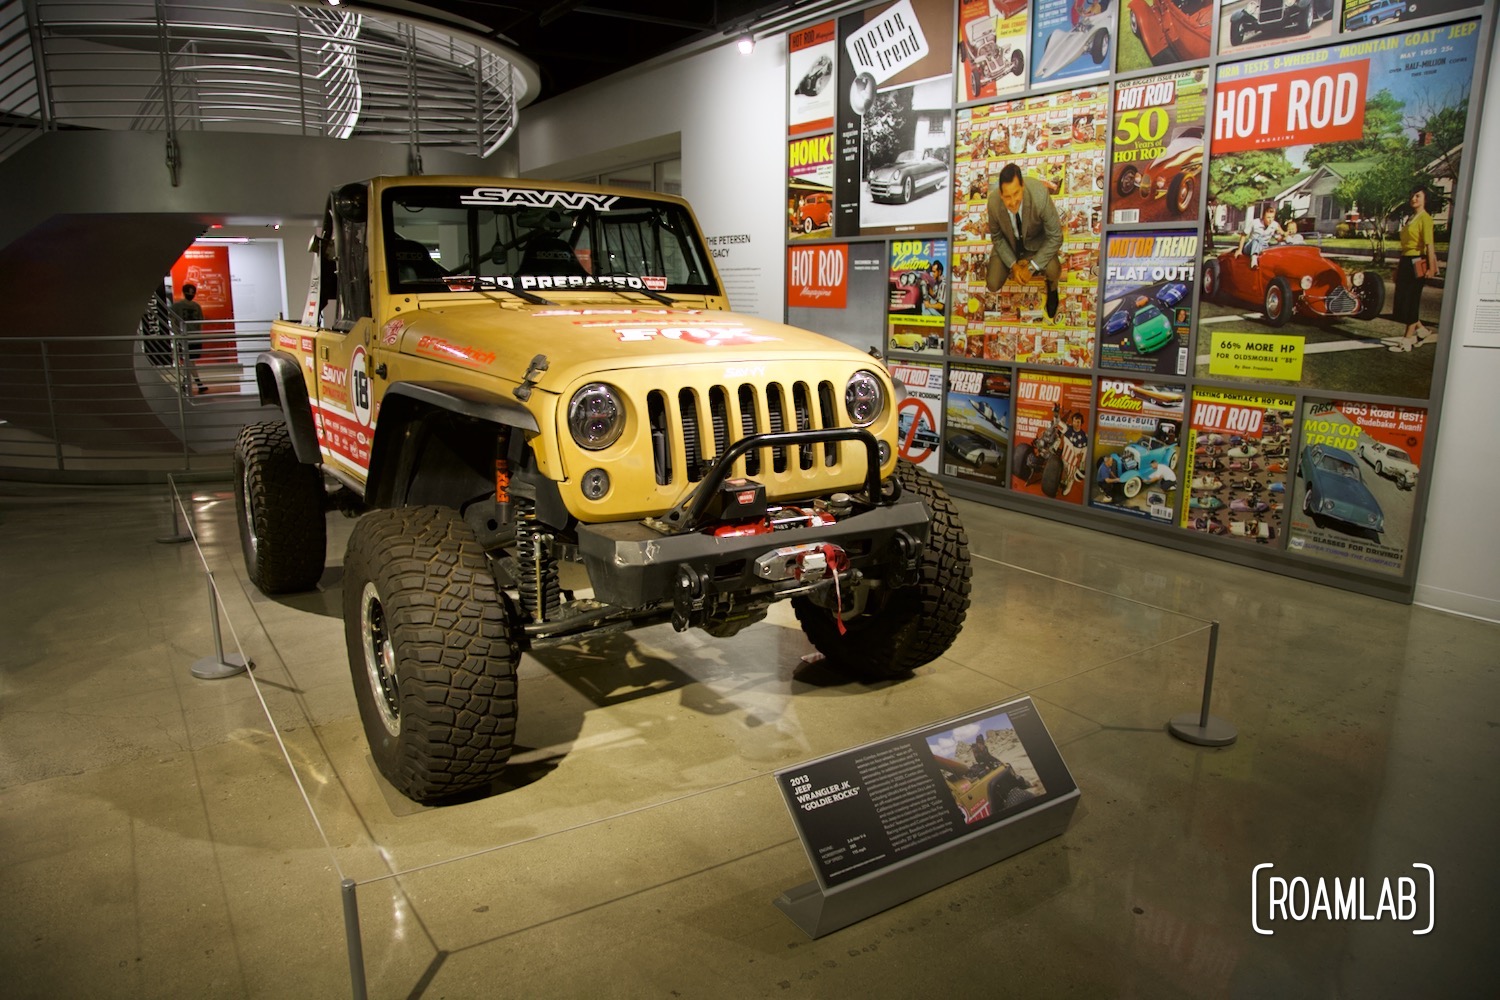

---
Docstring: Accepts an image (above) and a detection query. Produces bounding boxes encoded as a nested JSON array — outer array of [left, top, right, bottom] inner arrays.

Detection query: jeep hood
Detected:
[[388, 302, 879, 391]]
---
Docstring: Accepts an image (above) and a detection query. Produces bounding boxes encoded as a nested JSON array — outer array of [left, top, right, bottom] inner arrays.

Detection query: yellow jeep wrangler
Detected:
[[237, 176, 971, 803]]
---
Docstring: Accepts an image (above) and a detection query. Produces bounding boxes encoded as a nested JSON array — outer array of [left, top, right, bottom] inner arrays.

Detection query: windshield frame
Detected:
[[380, 185, 721, 299]]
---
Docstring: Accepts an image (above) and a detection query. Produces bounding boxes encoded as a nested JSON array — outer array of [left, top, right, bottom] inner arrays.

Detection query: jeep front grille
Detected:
[[649, 380, 843, 487]]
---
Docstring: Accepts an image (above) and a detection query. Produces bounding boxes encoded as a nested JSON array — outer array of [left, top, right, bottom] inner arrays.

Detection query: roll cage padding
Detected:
[[365, 381, 541, 510], [254, 351, 321, 464]]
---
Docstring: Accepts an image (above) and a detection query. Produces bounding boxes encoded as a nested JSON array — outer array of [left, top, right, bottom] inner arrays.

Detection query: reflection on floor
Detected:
[[1, 484, 1496, 998]]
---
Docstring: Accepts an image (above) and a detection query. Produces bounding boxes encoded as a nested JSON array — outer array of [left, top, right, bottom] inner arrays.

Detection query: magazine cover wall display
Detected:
[[1180, 387, 1294, 543], [1108, 69, 1208, 225], [1287, 399, 1427, 575], [788, 135, 836, 241], [1217, 0, 1342, 56], [891, 360, 946, 471], [789, 20, 837, 136], [1090, 377, 1184, 522], [888, 239, 948, 354], [1011, 370, 1093, 501], [1341, 0, 1479, 33], [835, 0, 955, 236], [1099, 230, 1196, 374], [787, 242, 889, 355], [950, 88, 1107, 368], [1116, 0, 1212, 71], [958, 0, 1031, 103], [943, 364, 1012, 485], [1031, 0, 1115, 86], [1201, 19, 1481, 400]]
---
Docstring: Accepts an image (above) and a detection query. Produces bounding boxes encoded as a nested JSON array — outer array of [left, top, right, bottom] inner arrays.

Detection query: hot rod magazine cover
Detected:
[[943, 363, 1012, 486], [1107, 68, 1208, 226], [958, 0, 1030, 103], [1180, 387, 1295, 542], [1089, 377, 1184, 523], [891, 360, 946, 472], [1200, 19, 1481, 399], [951, 86, 1106, 368], [1286, 399, 1428, 575], [789, 19, 837, 136], [1011, 370, 1093, 502], [1098, 229, 1196, 375], [887, 238, 948, 354]]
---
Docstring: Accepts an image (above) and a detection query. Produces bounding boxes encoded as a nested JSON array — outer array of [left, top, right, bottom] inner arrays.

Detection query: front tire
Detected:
[[901, 176, 915, 203], [802, 216, 814, 234], [792, 463, 971, 680], [1169, 173, 1196, 214], [1263, 276, 1293, 327], [1356, 270, 1386, 320], [1202, 258, 1221, 301], [234, 421, 326, 593], [1042, 453, 1064, 497], [1123, 475, 1142, 499], [1116, 165, 1140, 197], [343, 506, 522, 804]]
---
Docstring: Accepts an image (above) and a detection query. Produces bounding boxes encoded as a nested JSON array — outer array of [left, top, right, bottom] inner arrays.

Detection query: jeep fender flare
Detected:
[[365, 381, 542, 511], [254, 351, 320, 464]]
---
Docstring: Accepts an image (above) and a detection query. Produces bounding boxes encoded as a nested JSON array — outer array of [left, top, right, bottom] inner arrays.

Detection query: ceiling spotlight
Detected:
[[736, 34, 754, 55]]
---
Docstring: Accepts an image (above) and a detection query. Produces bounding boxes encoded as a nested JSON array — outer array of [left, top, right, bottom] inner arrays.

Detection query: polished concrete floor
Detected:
[[1, 483, 1496, 999]]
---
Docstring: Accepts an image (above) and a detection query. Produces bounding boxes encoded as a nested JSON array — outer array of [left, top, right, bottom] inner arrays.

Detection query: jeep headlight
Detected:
[[568, 383, 624, 450], [845, 370, 885, 427]]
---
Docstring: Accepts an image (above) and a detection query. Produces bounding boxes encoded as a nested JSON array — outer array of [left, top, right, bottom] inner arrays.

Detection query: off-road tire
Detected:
[[234, 421, 326, 593], [343, 506, 522, 804], [792, 463, 971, 680], [1002, 786, 1037, 809]]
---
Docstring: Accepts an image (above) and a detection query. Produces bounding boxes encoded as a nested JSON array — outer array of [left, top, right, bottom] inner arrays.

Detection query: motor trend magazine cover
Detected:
[[958, 0, 1030, 103], [1286, 399, 1428, 575], [1089, 377, 1184, 522], [1199, 19, 1481, 399], [835, 0, 955, 237], [951, 86, 1106, 367], [1180, 387, 1295, 542], [1099, 230, 1197, 374], [891, 360, 946, 472], [1011, 370, 1093, 501], [1108, 68, 1208, 225], [943, 363, 1012, 485]]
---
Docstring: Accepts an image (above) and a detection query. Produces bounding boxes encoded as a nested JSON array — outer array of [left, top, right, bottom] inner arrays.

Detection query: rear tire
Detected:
[[792, 463, 971, 680], [234, 421, 326, 594], [1042, 453, 1064, 497], [1356, 270, 1385, 320], [1202, 258, 1221, 301], [1263, 276, 1293, 327], [343, 506, 522, 804]]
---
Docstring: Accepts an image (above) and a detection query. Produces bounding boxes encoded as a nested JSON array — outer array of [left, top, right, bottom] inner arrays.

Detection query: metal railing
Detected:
[[1, 0, 519, 167], [0, 312, 279, 479]]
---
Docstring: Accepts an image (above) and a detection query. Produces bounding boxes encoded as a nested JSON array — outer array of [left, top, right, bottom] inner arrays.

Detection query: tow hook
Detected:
[[754, 543, 849, 584]]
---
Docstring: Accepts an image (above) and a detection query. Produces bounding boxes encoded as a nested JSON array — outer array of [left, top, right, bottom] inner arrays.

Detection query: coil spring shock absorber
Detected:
[[515, 496, 560, 623]]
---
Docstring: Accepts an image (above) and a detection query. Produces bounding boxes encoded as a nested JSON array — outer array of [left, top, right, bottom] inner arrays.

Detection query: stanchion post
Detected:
[[342, 878, 369, 1000], [1168, 620, 1237, 747], [156, 478, 191, 545], [191, 571, 251, 679]]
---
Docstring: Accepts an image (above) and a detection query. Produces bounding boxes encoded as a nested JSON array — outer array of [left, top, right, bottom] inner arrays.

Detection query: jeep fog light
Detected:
[[568, 383, 624, 450], [581, 467, 610, 500], [878, 440, 891, 465], [845, 371, 884, 426]]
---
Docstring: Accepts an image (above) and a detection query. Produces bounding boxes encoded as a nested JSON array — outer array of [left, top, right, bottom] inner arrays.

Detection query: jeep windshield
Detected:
[[383, 185, 719, 298]]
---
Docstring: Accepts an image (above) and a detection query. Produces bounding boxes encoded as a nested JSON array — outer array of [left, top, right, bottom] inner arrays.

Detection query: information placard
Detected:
[[775, 696, 1077, 892]]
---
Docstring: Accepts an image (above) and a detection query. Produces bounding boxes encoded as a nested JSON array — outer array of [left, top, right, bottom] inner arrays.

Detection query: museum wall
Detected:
[[515, 7, 1498, 622], [1413, 82, 1500, 621], [517, 40, 789, 322]]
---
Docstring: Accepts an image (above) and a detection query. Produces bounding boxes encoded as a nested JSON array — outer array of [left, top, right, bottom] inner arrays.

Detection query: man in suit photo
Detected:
[[985, 161, 1064, 319]]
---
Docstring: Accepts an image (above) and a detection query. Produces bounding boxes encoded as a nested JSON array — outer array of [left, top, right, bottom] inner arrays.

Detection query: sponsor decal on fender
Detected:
[[381, 316, 406, 347], [276, 331, 300, 351], [613, 326, 779, 346], [320, 360, 349, 407], [314, 404, 373, 469], [415, 335, 497, 367]]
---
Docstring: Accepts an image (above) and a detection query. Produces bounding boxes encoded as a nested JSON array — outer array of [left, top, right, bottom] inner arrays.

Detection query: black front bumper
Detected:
[[577, 491, 929, 610]]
